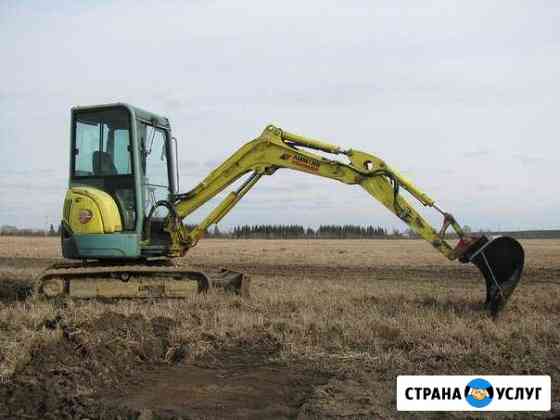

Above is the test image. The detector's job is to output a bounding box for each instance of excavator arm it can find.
[154,125,524,315]
[163,125,466,259]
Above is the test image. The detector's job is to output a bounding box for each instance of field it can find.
[0,237,559,419]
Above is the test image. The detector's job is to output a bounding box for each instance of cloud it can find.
[475,183,499,192]
[463,149,491,158]
[513,154,549,166]
[1,1,560,229]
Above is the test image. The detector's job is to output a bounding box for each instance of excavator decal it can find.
[284,154,321,172]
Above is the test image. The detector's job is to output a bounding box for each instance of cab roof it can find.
[71,102,171,129]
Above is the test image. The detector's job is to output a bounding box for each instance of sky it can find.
[0,0,559,232]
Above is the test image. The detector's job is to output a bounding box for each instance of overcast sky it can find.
[1,1,558,231]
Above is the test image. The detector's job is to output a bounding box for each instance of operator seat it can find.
[91,151,134,229]
[92,151,118,175]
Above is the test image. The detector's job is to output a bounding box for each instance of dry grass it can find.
[0,237,559,418]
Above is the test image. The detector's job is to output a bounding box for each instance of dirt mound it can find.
[1,311,320,420]
[298,377,386,419]
[0,311,176,419]
[0,273,33,302]
[194,329,283,369]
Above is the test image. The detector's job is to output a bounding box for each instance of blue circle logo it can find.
[464,378,494,408]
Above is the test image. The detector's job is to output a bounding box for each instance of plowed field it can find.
[1,237,559,419]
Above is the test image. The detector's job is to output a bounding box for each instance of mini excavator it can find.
[38,103,524,315]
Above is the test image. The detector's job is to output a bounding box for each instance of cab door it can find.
[137,122,172,219]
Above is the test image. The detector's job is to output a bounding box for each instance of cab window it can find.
[74,109,132,177]
[71,107,136,231]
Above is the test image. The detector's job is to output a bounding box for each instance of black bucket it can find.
[460,236,525,316]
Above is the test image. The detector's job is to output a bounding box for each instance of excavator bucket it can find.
[460,236,525,316]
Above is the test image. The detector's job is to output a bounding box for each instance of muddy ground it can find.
[0,238,559,419]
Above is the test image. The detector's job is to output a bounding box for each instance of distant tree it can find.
[1,225,18,235]
[405,228,419,239]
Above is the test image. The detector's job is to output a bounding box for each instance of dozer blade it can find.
[460,236,525,316]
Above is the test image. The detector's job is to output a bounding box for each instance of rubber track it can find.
[35,262,246,297]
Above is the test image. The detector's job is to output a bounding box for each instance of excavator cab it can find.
[42,104,246,299]
[61,103,177,260]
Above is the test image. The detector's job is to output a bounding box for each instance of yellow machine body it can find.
[63,187,122,234]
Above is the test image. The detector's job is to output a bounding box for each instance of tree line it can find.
[3,223,559,240]
[0,224,59,237]
[1,223,396,239]
[216,224,400,239]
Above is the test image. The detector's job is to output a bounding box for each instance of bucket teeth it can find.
[461,236,525,316]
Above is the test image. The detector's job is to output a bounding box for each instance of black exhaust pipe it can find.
[460,236,525,316]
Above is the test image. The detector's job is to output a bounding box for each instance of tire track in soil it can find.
[0,257,557,284]
[188,262,560,284]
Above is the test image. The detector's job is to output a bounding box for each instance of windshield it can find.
[73,108,132,177]
[71,107,136,230]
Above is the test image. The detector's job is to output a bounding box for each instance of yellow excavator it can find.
[37,103,524,315]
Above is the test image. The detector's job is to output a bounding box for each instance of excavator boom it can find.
[156,124,524,315]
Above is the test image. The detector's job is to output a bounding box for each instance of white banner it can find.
[397,375,551,411]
